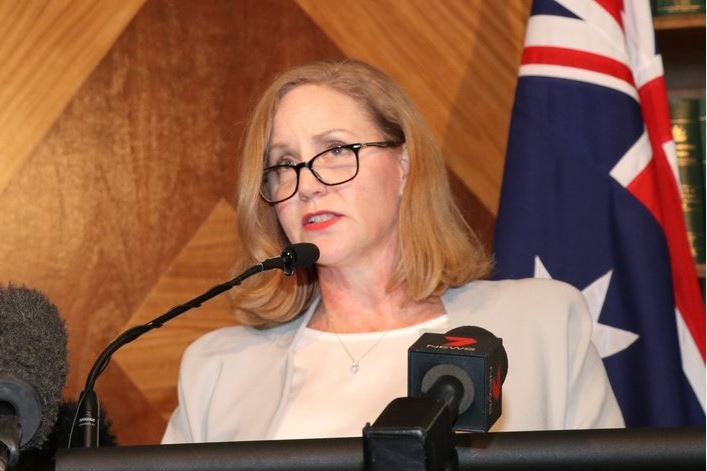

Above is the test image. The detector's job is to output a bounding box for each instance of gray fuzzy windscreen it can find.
[0,284,68,449]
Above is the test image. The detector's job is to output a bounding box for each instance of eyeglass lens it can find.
[261,146,359,203]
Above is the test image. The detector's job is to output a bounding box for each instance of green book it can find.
[699,96,705,183]
[670,97,706,264]
[654,0,706,15]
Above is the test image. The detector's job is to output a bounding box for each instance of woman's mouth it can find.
[303,212,342,231]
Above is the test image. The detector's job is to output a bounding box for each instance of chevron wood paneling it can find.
[0,0,145,196]
[0,0,343,444]
[296,0,531,215]
[112,199,239,423]
[0,0,530,445]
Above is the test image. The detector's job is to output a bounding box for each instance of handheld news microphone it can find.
[70,243,319,448]
[364,326,507,471]
[408,326,507,432]
[0,286,67,469]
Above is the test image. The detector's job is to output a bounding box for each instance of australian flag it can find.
[494,0,705,426]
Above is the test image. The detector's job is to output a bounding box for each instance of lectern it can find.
[56,427,705,471]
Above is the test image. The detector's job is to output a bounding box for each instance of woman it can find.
[162,60,623,443]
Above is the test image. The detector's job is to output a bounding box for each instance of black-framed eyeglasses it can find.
[260,141,403,204]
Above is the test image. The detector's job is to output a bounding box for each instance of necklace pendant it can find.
[350,362,360,373]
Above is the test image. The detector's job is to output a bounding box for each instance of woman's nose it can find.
[297,166,327,201]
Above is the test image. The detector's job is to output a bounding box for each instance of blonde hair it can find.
[232,60,491,327]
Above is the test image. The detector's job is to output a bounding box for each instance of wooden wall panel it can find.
[0,0,530,445]
[113,199,239,423]
[0,0,343,444]
[295,0,531,216]
[0,0,145,195]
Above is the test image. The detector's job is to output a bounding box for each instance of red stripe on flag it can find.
[627,76,706,360]
[522,46,635,85]
[595,0,624,30]
[640,77,674,145]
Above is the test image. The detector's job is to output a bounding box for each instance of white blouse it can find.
[273,316,449,439]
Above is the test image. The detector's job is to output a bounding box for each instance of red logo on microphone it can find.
[443,336,477,347]
[491,366,502,401]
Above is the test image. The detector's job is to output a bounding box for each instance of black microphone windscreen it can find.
[286,243,320,268]
[0,285,68,449]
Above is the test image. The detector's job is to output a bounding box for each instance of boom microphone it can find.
[70,243,319,448]
[0,285,67,469]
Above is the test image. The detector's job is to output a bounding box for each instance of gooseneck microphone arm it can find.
[69,243,319,449]
[83,263,263,393]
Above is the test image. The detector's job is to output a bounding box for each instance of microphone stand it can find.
[68,256,295,448]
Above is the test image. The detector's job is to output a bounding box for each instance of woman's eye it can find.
[326,145,348,156]
[269,155,295,166]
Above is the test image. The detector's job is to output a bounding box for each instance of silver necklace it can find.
[335,331,389,373]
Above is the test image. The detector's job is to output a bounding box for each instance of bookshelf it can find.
[654,12,705,30]
[655,14,705,95]
[654,12,706,280]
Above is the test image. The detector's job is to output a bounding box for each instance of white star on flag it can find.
[534,256,639,358]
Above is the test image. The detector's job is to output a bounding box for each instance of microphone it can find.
[408,326,508,432]
[70,243,319,448]
[0,285,68,470]
[261,242,320,275]
[364,326,507,471]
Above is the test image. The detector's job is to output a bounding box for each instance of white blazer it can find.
[163,278,624,443]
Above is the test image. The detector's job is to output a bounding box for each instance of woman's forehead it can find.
[269,85,379,143]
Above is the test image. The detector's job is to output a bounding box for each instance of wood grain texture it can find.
[0,0,145,196]
[112,199,239,426]
[0,0,342,444]
[654,13,706,30]
[295,0,531,214]
[0,0,534,444]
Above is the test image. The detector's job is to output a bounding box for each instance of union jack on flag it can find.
[494,0,705,426]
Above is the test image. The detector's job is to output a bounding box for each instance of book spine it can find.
[653,0,706,15]
[699,96,705,183]
[670,97,706,264]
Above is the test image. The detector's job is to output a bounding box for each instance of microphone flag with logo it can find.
[408,326,507,432]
